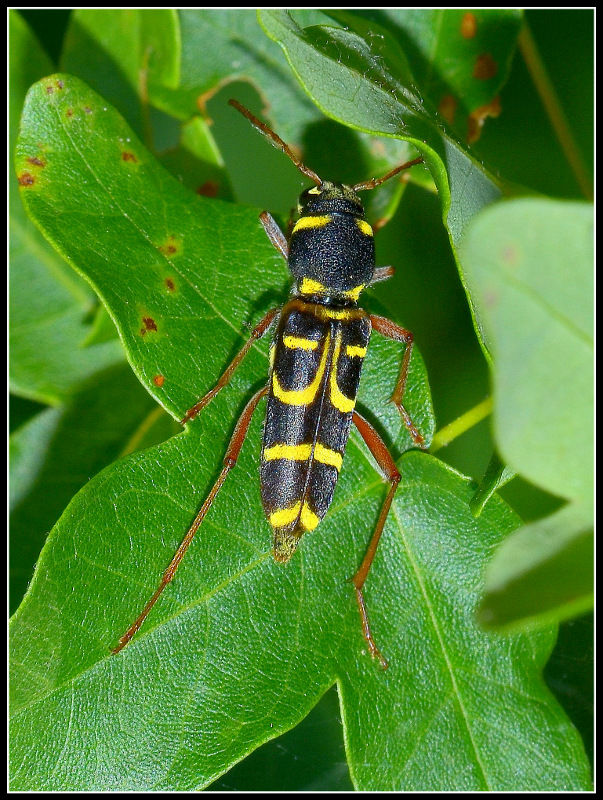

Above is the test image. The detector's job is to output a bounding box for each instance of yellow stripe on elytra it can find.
[300,503,320,530]
[330,330,356,413]
[264,443,312,462]
[264,442,342,471]
[272,329,330,405]
[314,443,343,470]
[314,305,357,321]
[282,335,318,350]
[292,215,331,233]
[269,503,301,528]
[356,219,373,237]
[269,501,320,531]
[346,344,367,358]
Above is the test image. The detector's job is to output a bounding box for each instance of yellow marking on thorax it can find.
[329,330,356,413]
[292,215,331,233]
[298,277,327,296]
[282,335,318,350]
[356,219,373,237]
[272,329,330,405]
[342,284,365,303]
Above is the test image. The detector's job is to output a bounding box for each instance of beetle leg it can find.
[181,307,278,424]
[113,386,268,653]
[260,211,289,260]
[369,314,425,446]
[349,409,404,670]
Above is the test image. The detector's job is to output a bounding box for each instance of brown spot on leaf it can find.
[153,375,165,387]
[84,107,93,114]
[197,180,219,198]
[165,277,176,292]
[140,316,158,336]
[483,288,499,308]
[66,108,74,118]
[18,172,35,186]
[473,53,498,81]
[467,97,501,143]
[158,236,179,257]
[27,157,46,167]
[56,80,64,90]
[438,94,457,126]
[122,151,138,163]
[461,13,477,39]
[500,242,520,269]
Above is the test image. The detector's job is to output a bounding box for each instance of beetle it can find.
[113,100,426,668]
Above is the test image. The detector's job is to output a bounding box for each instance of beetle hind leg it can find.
[112,386,268,653]
[349,410,404,670]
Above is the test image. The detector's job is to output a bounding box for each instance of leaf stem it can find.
[430,397,493,452]
[518,21,593,201]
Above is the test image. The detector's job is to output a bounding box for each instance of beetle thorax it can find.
[289,182,375,304]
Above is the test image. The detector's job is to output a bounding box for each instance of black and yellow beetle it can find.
[113,100,426,668]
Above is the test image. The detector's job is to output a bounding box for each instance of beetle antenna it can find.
[352,156,424,192]
[229,99,322,187]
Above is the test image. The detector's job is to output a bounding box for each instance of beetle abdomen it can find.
[261,298,371,561]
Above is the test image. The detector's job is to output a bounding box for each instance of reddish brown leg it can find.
[113,387,268,653]
[350,410,403,670]
[260,211,289,260]
[369,314,425,446]
[181,307,278,424]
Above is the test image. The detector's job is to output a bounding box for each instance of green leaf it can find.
[61,9,319,139]
[338,10,523,143]
[59,9,417,222]
[10,11,123,404]
[9,363,176,612]
[459,198,594,627]
[470,450,516,516]
[10,73,590,791]
[61,9,180,134]
[478,504,593,629]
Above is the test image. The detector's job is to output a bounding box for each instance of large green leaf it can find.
[9,10,123,404]
[10,74,590,791]
[258,11,504,240]
[459,199,593,628]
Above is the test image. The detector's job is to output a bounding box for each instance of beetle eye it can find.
[298,186,320,214]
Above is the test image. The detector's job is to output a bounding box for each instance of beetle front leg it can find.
[181,306,279,424]
[260,211,288,260]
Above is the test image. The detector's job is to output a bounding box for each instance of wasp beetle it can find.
[113,100,427,668]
